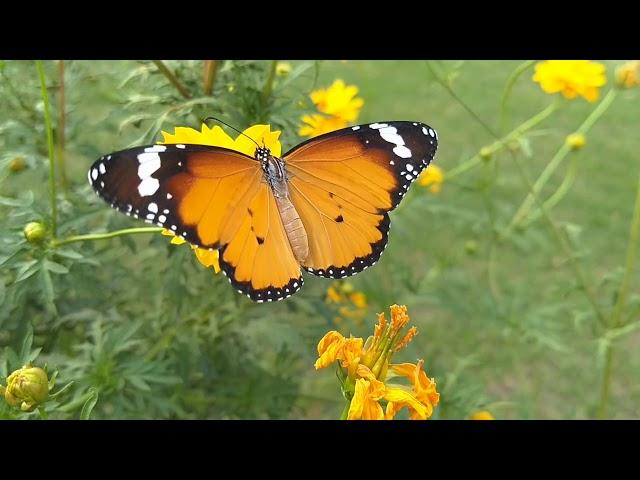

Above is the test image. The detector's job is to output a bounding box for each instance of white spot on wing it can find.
[144,145,167,153]
[158,214,166,223]
[176,144,186,149]
[352,126,360,131]
[369,123,389,129]
[406,164,414,172]
[98,163,106,174]
[378,126,412,159]
[148,202,158,213]
[138,178,159,197]
[91,169,98,181]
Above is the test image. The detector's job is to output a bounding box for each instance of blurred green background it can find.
[1,60,638,419]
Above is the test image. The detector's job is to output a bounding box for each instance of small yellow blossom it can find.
[310,79,364,122]
[9,157,27,173]
[316,305,439,420]
[276,62,291,76]
[470,410,495,420]
[566,133,586,150]
[533,60,607,102]
[418,164,444,193]
[615,61,640,88]
[325,282,368,330]
[157,123,282,273]
[479,146,493,161]
[1,365,49,411]
[299,114,348,138]
[161,229,220,273]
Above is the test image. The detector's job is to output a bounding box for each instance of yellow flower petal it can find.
[418,164,444,193]
[192,246,220,273]
[299,114,347,138]
[533,60,607,102]
[384,385,431,420]
[161,123,281,157]
[309,79,364,122]
[348,378,385,420]
[470,410,495,420]
[315,331,346,369]
[339,337,364,369]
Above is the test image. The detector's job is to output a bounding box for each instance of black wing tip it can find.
[302,213,390,279]
[218,246,303,302]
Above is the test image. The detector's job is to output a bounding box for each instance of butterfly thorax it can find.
[256,147,309,263]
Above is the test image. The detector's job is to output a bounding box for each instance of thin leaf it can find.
[80,388,99,420]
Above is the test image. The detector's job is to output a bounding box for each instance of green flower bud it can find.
[2,365,49,411]
[24,222,46,244]
[479,146,493,161]
[9,157,27,173]
[464,240,478,255]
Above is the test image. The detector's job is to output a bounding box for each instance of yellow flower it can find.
[470,410,495,420]
[161,123,282,157]
[566,132,586,150]
[276,62,291,76]
[325,281,368,330]
[348,377,385,420]
[418,164,444,193]
[316,305,439,420]
[157,123,282,273]
[533,60,607,102]
[310,79,364,122]
[1,365,49,411]
[299,114,348,138]
[616,61,640,88]
[161,229,220,273]
[390,360,440,418]
[315,331,347,369]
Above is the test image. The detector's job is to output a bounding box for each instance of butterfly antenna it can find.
[203,116,261,148]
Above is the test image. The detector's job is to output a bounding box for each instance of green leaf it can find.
[54,249,84,260]
[18,322,33,365]
[80,389,99,420]
[40,266,57,314]
[44,259,69,275]
[49,381,74,400]
[14,259,39,282]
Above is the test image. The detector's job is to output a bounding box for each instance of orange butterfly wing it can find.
[283,121,438,278]
[89,144,302,300]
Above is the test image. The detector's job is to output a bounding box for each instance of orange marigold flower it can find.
[315,305,440,420]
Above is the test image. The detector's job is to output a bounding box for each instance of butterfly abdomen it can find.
[275,196,309,263]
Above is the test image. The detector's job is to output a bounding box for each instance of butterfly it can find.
[88,121,438,302]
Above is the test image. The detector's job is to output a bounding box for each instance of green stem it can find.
[57,60,67,191]
[446,102,557,181]
[52,227,163,247]
[510,151,608,327]
[36,60,57,238]
[596,343,614,419]
[522,154,578,228]
[610,169,640,328]
[509,89,617,231]
[203,60,218,96]
[152,60,191,99]
[260,60,278,118]
[500,60,536,133]
[339,400,351,420]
